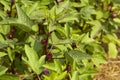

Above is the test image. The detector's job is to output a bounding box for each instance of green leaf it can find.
[40,0,50,5]
[71,71,79,80]
[54,60,62,73]
[64,23,71,38]
[7,47,15,62]
[0,74,19,80]
[80,60,98,74]
[0,52,7,58]
[56,26,67,38]
[49,24,57,32]
[0,34,5,42]
[24,45,40,74]
[0,25,10,35]
[1,39,18,49]
[55,71,67,80]
[38,55,46,67]
[79,74,93,80]
[92,54,107,67]
[87,20,102,38]
[0,3,34,32]
[32,24,39,32]
[81,33,95,44]
[25,45,39,64]
[81,0,89,4]
[58,11,79,23]
[86,43,105,53]
[43,63,56,71]
[43,60,63,73]
[67,50,92,65]
[0,0,9,10]
[0,66,8,76]
[50,6,56,21]
[72,60,77,71]
[27,2,39,16]
[22,56,30,65]
[108,42,118,58]
[0,10,6,19]
[71,2,85,8]
[0,42,7,49]
[56,0,70,14]
[33,36,42,52]
[30,9,47,20]
[103,33,117,43]
[15,3,34,32]
[51,32,61,44]
[113,18,120,23]
[95,11,103,19]
[80,6,95,20]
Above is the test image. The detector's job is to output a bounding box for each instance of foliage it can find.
[0,0,120,80]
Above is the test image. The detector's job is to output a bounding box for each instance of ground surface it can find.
[94,56,120,80]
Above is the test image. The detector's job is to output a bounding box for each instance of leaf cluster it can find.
[0,0,120,80]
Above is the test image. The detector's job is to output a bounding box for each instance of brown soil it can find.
[93,56,120,80]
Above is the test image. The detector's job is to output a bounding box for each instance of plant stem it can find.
[37,74,41,80]
[11,60,15,74]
